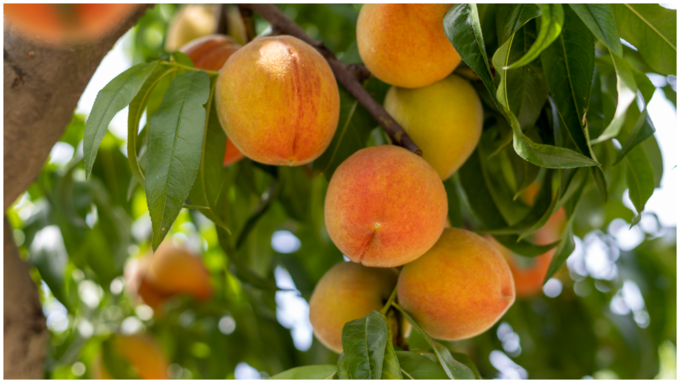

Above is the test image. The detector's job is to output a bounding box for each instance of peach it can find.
[165,5,217,52]
[179,35,245,167]
[384,74,483,180]
[91,334,169,379]
[357,4,461,88]
[397,228,515,341]
[324,145,448,267]
[4,4,137,44]
[215,35,340,166]
[145,242,212,301]
[309,262,398,353]
[491,207,567,298]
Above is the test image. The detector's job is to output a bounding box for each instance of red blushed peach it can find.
[215,35,340,166]
[397,228,515,341]
[324,145,448,267]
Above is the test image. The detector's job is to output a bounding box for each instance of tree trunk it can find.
[3,5,152,378]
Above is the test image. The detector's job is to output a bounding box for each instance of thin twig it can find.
[237,5,257,43]
[215,4,228,35]
[239,4,422,155]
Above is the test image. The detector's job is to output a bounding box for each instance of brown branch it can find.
[239,4,422,155]
[237,5,256,43]
[215,4,229,35]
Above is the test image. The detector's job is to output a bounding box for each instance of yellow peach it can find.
[91,334,168,379]
[309,262,398,353]
[384,75,483,180]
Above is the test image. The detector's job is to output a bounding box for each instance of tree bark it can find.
[3,216,47,379]
[3,5,152,378]
[3,5,152,210]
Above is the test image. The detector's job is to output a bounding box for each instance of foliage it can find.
[6,3,676,379]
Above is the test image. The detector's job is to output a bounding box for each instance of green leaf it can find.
[381,322,403,379]
[444,4,497,103]
[495,4,540,46]
[614,109,656,165]
[449,352,482,380]
[493,31,599,168]
[505,4,564,70]
[337,353,350,380]
[591,53,638,144]
[541,6,595,159]
[187,78,231,232]
[543,223,576,284]
[569,4,623,57]
[587,66,605,138]
[396,351,450,380]
[268,365,337,379]
[312,85,376,180]
[29,227,70,310]
[492,235,559,257]
[127,65,178,186]
[625,146,655,226]
[392,304,475,379]
[340,311,389,379]
[662,84,676,108]
[613,4,677,75]
[503,21,550,130]
[83,62,158,178]
[145,71,210,250]
[642,135,664,189]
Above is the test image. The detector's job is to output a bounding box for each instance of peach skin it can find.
[309,262,398,353]
[397,228,515,341]
[91,334,169,379]
[215,35,340,166]
[357,4,461,88]
[145,242,213,301]
[324,145,448,267]
[384,74,483,180]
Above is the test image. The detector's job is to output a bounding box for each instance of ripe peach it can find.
[384,75,483,180]
[397,228,515,341]
[309,262,398,353]
[145,242,212,301]
[215,35,340,166]
[179,35,245,167]
[91,334,169,379]
[324,145,448,267]
[4,4,137,44]
[357,4,461,88]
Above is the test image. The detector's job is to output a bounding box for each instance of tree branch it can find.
[239,4,422,155]
[237,5,257,43]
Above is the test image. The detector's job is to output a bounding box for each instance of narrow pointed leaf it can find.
[396,351,451,379]
[268,365,337,379]
[444,4,497,103]
[145,71,210,250]
[569,4,623,57]
[592,53,638,144]
[625,146,655,226]
[495,4,540,45]
[505,4,564,70]
[614,109,656,165]
[381,324,403,379]
[541,6,596,159]
[613,4,677,75]
[340,310,389,379]
[84,61,159,178]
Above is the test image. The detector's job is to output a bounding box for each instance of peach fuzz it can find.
[91,334,169,379]
[215,35,340,166]
[397,228,515,341]
[179,35,245,167]
[384,74,483,180]
[324,145,448,267]
[357,4,461,88]
[309,262,398,353]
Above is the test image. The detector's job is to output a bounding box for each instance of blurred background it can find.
[5,4,677,379]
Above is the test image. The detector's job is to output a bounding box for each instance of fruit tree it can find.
[4,3,677,379]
